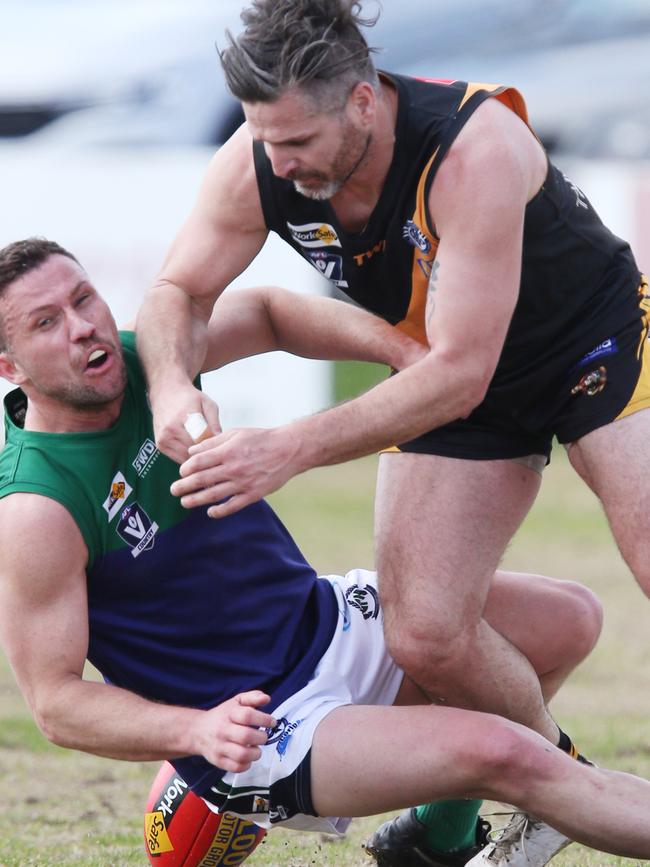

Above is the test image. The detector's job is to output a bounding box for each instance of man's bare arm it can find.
[173,99,547,516]
[136,125,269,462]
[0,494,274,772]
[203,287,426,372]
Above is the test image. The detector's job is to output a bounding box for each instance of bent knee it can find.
[468,720,560,800]
[557,580,603,656]
[384,613,480,684]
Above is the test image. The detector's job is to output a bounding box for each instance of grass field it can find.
[2,446,650,866]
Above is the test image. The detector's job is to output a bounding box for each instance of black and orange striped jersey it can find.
[254,72,646,459]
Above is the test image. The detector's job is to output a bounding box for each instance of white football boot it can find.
[464,812,572,866]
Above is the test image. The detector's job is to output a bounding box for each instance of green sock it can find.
[415,799,483,853]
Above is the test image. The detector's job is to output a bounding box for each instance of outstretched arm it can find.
[203,286,426,372]
[0,494,274,773]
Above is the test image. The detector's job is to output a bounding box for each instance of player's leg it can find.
[389,570,603,709]
[375,451,557,740]
[484,570,603,702]
[394,570,603,710]
[368,570,601,867]
[310,702,650,860]
[567,408,650,596]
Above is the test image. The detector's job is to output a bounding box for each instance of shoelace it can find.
[481,811,533,863]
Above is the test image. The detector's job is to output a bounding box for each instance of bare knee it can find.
[555,580,603,661]
[466,720,560,802]
[384,606,479,686]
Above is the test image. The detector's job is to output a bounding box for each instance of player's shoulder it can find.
[207,122,256,187]
[453,97,528,161]
[436,96,540,201]
[0,491,82,538]
[0,492,87,576]
[198,122,263,226]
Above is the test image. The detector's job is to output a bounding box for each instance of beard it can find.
[293,176,345,201]
[31,346,128,411]
[291,120,371,201]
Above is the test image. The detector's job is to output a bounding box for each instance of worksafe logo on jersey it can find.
[117,502,159,558]
[132,438,159,477]
[345,583,380,620]
[402,219,432,254]
[307,251,349,288]
[102,471,133,521]
[287,221,341,248]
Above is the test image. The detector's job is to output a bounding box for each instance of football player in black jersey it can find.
[136,3,650,864]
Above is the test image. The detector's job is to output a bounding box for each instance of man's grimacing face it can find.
[244,85,372,200]
[0,254,127,411]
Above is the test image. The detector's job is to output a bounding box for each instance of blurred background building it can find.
[1,0,649,424]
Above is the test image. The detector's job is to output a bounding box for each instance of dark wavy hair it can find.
[220,0,381,108]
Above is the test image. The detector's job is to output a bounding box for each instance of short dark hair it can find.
[220,0,380,108]
[0,237,79,351]
[0,237,78,295]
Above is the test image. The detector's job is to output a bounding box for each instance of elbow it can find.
[32,694,72,749]
[143,277,214,324]
[33,706,64,747]
[456,377,490,418]
[434,349,494,418]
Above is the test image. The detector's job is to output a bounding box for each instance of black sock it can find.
[557,726,593,765]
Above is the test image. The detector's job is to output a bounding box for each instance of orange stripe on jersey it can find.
[458,82,529,124]
[396,150,439,346]
[394,83,528,347]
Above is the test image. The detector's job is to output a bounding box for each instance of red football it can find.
[144,762,266,865]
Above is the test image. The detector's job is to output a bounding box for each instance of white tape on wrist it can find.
[184,412,212,443]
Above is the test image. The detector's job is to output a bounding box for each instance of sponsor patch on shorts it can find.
[265,717,303,757]
[345,583,380,620]
[576,337,618,368]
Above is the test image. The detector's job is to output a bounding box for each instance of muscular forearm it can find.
[136,281,213,394]
[36,677,200,761]
[283,348,487,470]
[33,677,274,774]
[204,288,426,373]
[265,290,426,370]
